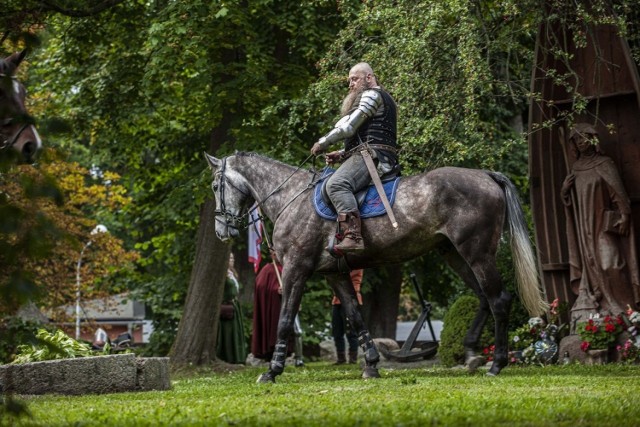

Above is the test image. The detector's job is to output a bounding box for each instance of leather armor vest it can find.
[344,88,397,160]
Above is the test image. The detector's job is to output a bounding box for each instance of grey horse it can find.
[205,151,547,383]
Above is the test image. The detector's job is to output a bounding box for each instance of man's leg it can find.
[326,153,371,252]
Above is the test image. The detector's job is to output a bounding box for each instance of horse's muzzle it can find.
[22,140,40,162]
[216,227,239,241]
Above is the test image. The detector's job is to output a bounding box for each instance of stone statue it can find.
[561,123,640,328]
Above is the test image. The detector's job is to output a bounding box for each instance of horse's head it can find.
[0,50,42,163]
[204,152,253,241]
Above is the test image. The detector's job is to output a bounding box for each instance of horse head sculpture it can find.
[0,50,42,163]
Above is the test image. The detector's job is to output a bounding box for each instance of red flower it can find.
[605,323,616,333]
[580,341,590,351]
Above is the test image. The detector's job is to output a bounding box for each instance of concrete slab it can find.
[0,354,170,395]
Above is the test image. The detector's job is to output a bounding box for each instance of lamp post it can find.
[75,224,108,340]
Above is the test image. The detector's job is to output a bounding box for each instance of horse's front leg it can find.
[257,268,307,384]
[330,274,380,379]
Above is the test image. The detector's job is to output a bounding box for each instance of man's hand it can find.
[324,150,343,165]
[311,142,325,156]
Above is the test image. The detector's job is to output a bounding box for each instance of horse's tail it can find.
[487,171,548,316]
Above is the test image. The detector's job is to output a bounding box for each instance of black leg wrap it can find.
[269,341,288,375]
[358,331,380,379]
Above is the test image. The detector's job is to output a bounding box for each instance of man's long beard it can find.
[340,83,369,116]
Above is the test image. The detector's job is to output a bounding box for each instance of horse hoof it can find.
[487,361,505,376]
[465,356,485,373]
[256,372,276,384]
[362,367,380,379]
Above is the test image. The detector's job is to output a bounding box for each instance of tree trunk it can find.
[169,199,230,366]
[170,44,239,367]
[361,265,402,339]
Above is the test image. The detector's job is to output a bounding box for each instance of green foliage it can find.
[0,317,40,364]
[25,1,354,354]
[11,328,94,364]
[9,0,639,362]
[438,295,494,367]
[5,364,640,426]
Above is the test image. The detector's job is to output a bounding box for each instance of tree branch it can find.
[41,0,127,18]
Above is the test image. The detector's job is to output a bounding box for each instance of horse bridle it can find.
[213,157,253,232]
[0,118,32,151]
[213,153,316,232]
[0,74,33,151]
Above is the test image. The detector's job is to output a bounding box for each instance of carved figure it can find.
[561,123,640,326]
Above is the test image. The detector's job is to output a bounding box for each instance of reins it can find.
[215,153,320,231]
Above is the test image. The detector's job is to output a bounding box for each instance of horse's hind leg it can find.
[329,274,380,379]
[444,250,512,375]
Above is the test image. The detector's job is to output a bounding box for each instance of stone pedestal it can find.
[0,354,170,395]
[585,348,609,365]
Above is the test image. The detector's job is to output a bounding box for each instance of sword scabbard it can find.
[360,147,398,229]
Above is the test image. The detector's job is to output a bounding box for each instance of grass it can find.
[3,361,640,426]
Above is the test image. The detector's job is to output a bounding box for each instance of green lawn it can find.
[4,362,640,426]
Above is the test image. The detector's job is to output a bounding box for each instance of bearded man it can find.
[310,62,398,252]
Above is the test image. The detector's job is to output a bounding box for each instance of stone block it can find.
[0,354,171,395]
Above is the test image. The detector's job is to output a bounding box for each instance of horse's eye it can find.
[212,184,218,192]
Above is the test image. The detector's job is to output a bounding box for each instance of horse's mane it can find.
[234,151,300,170]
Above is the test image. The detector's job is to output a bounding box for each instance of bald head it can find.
[348,62,378,92]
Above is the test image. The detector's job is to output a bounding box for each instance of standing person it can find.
[332,269,364,364]
[561,123,640,325]
[216,252,248,364]
[310,62,399,252]
[251,249,296,362]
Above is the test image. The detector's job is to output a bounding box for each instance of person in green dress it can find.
[217,253,248,364]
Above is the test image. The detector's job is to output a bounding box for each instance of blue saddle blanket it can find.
[312,168,400,221]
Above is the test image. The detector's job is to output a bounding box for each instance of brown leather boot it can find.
[348,350,358,364]
[334,211,364,252]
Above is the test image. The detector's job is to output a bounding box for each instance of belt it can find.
[344,143,398,158]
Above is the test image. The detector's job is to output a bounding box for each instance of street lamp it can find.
[75,224,108,340]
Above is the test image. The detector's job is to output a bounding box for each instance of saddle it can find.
[312,168,401,221]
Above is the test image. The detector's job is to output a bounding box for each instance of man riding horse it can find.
[310,62,398,253]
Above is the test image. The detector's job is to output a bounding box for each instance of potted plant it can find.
[576,314,624,364]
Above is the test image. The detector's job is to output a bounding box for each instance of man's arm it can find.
[311,89,383,155]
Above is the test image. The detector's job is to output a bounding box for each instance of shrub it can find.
[0,317,41,364]
[438,295,494,367]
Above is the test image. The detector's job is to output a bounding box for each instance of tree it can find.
[0,155,138,319]
[12,0,639,366]
[26,0,356,365]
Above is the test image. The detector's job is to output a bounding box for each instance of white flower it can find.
[528,317,545,328]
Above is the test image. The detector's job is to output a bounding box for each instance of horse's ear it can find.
[204,152,221,170]
[7,50,27,71]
